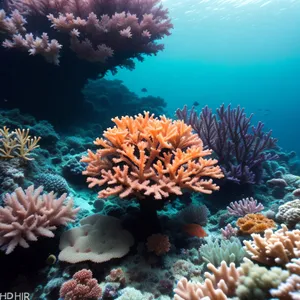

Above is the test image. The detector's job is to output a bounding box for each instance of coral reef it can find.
[0,0,173,125]
[83,78,167,128]
[0,106,300,300]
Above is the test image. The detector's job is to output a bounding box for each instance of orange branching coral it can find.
[81,112,224,200]
[0,126,41,160]
[146,233,171,256]
[236,213,276,234]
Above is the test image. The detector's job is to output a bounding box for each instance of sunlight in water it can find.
[163,0,300,23]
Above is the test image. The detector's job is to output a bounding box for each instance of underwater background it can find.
[1,0,300,299]
[108,0,300,154]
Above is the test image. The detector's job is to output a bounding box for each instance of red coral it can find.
[146,233,170,256]
[105,268,126,286]
[60,269,102,300]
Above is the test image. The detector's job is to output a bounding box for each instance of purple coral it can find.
[227,197,264,217]
[0,0,173,67]
[221,224,237,239]
[0,0,173,125]
[176,104,278,184]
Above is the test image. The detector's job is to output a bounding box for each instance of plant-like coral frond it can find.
[0,126,41,160]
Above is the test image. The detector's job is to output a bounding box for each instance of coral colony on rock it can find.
[0,0,300,299]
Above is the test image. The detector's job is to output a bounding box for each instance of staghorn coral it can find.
[0,126,41,160]
[60,269,102,300]
[0,185,79,254]
[81,112,224,201]
[174,261,240,300]
[236,213,276,234]
[270,258,300,300]
[270,274,300,300]
[243,224,300,266]
[83,78,167,128]
[287,258,300,275]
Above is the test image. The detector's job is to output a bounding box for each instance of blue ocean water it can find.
[108,0,300,154]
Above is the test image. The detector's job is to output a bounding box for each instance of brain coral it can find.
[81,112,224,201]
[276,199,300,228]
[236,213,276,234]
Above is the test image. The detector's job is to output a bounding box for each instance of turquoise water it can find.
[108,0,300,153]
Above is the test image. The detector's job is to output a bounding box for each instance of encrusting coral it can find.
[237,213,276,234]
[0,185,79,254]
[146,233,171,256]
[82,112,224,201]
[58,214,134,263]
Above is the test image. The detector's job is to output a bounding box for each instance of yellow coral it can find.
[81,112,224,200]
[0,126,41,160]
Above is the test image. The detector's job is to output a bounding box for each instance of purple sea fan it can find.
[227,197,264,217]
[176,104,278,185]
